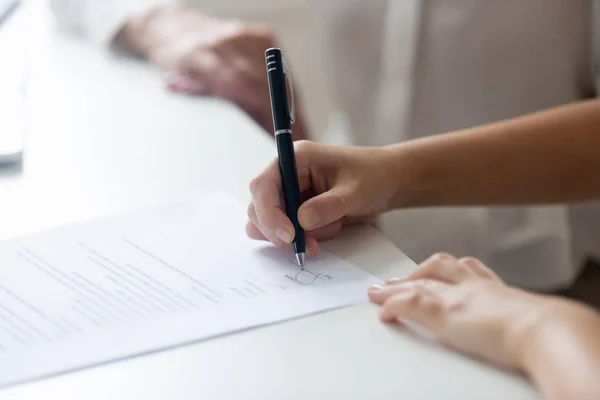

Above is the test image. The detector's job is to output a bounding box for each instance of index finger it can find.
[249,160,295,243]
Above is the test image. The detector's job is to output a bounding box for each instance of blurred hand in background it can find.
[118,5,309,139]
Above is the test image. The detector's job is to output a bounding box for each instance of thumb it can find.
[298,186,353,231]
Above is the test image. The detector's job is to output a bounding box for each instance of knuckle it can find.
[454,264,470,278]
[432,252,453,262]
[425,252,471,281]
[422,254,449,273]
[458,256,500,280]
[459,256,480,266]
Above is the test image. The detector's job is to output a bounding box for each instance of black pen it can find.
[265,47,306,267]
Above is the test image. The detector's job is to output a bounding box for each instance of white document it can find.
[0,192,381,388]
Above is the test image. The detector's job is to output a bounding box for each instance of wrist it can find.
[515,298,600,399]
[514,296,600,368]
[373,145,413,212]
[503,294,555,372]
[116,4,185,58]
[518,298,598,370]
[382,142,431,211]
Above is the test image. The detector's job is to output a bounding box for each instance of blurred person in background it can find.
[50,0,600,305]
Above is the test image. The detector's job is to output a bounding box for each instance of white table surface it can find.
[0,2,540,399]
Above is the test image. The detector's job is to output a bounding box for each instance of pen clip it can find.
[282,57,295,124]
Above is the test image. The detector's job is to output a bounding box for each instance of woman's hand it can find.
[246,141,400,254]
[369,254,600,399]
[119,5,309,138]
[368,253,550,371]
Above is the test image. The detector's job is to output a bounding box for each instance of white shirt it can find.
[50,0,600,289]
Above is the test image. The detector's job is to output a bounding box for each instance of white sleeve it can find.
[49,0,176,46]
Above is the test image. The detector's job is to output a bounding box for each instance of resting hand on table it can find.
[369,253,539,370]
[118,5,309,138]
[246,141,399,255]
[371,253,600,400]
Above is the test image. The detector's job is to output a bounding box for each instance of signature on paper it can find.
[284,260,334,286]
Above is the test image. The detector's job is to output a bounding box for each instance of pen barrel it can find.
[266,48,305,255]
[265,48,291,132]
[276,133,305,254]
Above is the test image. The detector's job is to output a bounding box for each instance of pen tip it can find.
[296,253,306,267]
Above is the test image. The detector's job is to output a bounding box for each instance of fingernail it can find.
[302,207,320,229]
[368,284,383,294]
[276,228,294,244]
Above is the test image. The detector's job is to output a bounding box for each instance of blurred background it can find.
[2,0,599,306]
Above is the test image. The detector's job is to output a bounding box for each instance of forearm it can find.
[520,299,600,400]
[389,99,600,208]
